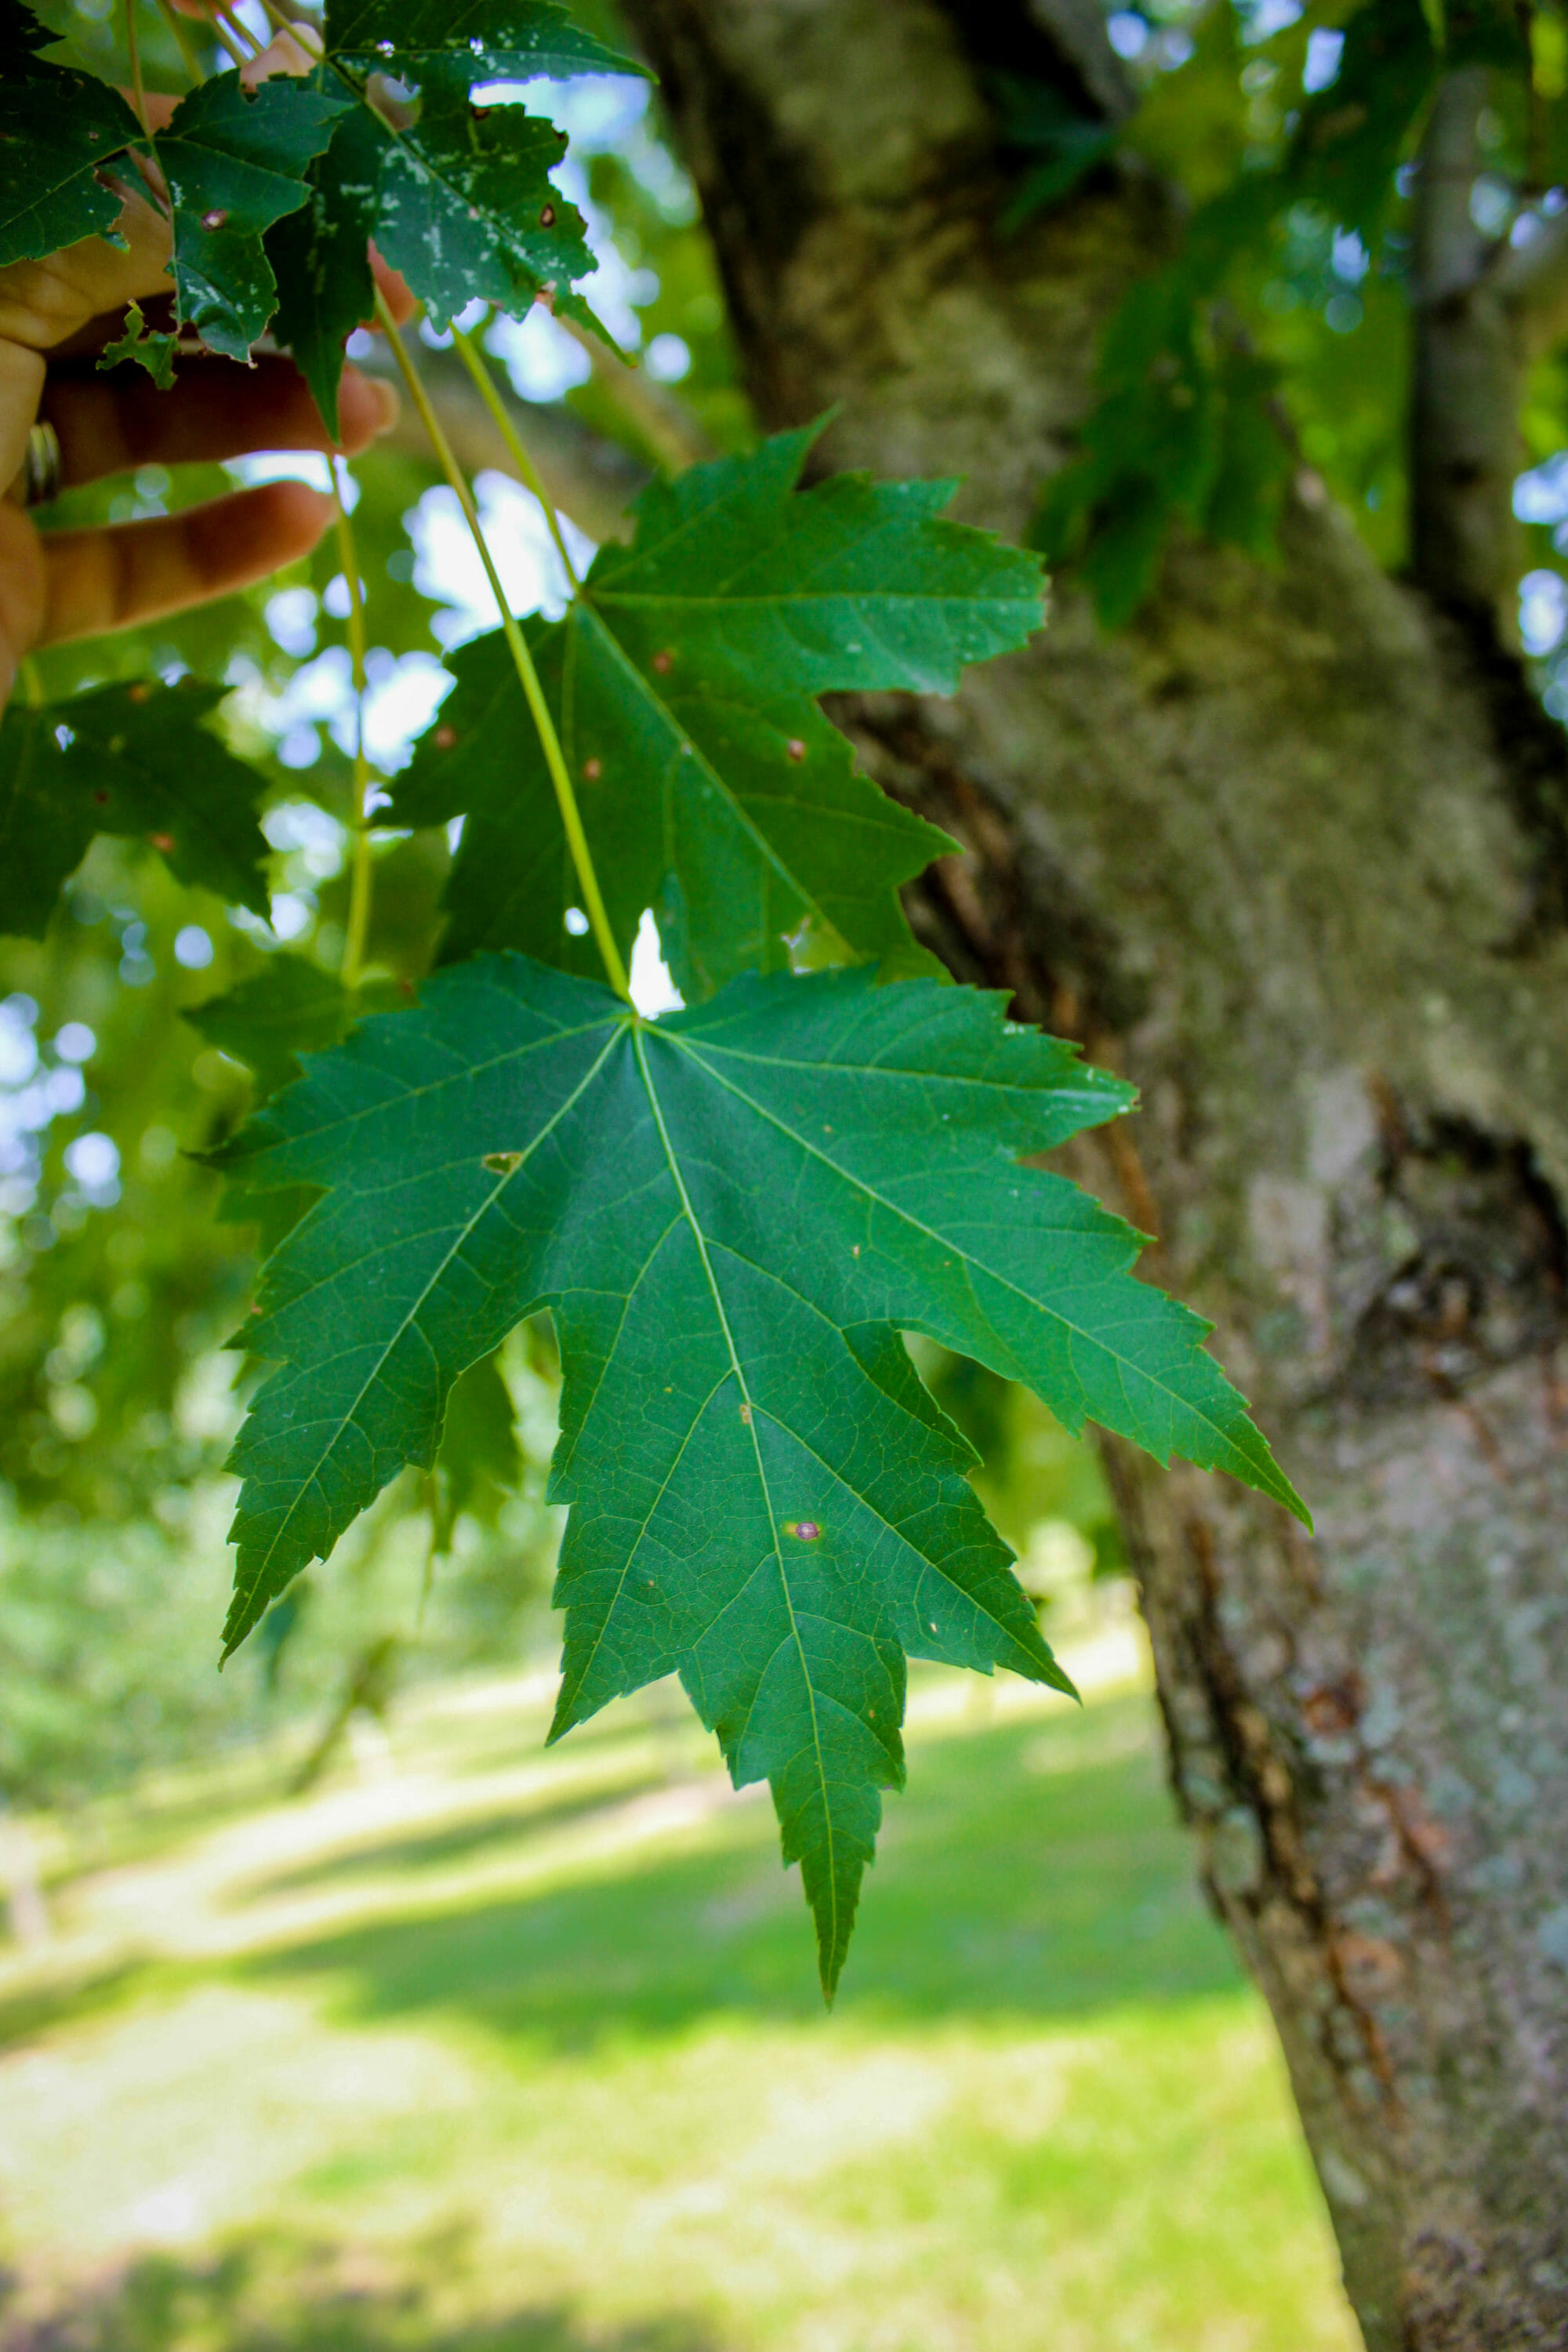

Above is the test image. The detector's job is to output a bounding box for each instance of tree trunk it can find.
[619,3,1568,2342]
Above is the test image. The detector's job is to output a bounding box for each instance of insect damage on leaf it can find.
[267,0,639,428]
[217,955,1305,1991]
[325,1,644,86]
[394,423,1046,1001]
[154,74,351,362]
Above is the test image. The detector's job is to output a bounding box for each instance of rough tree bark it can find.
[615,4,1568,2343]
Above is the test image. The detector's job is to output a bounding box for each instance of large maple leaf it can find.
[219,955,1303,1990]
[395,426,1044,999]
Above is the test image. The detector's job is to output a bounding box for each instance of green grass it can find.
[0,1657,1356,2352]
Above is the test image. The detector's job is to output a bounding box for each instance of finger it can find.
[38,480,333,648]
[44,357,399,485]
[0,184,172,361]
[0,338,47,490]
[244,24,322,83]
[370,249,418,328]
[0,503,47,705]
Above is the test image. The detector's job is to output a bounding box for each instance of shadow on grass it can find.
[0,2238,719,2352]
[244,1785,639,1906]
[240,1697,1241,2050]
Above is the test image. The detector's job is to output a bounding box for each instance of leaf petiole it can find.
[375,289,632,1005]
[203,8,253,68]
[124,0,149,136]
[252,0,314,56]
[452,322,583,597]
[154,0,205,85]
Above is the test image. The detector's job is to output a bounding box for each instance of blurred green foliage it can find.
[0,0,1138,1817]
[1027,0,1563,622]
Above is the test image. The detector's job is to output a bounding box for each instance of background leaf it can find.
[0,26,140,267]
[186,955,356,1104]
[0,681,272,938]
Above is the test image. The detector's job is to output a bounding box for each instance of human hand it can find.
[0,40,411,710]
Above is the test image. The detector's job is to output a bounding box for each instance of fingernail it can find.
[369,379,400,433]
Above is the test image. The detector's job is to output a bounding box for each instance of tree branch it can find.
[1494,207,1568,359]
[1409,69,1524,623]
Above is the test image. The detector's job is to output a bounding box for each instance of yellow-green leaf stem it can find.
[452,322,583,595]
[124,0,149,136]
[252,0,321,64]
[376,289,631,1004]
[214,4,262,60]
[205,7,253,67]
[154,0,205,85]
[330,459,375,989]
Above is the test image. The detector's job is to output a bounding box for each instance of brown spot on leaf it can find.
[434,724,458,750]
[652,650,673,674]
[786,738,806,763]
[539,204,557,227]
[583,757,602,781]
[148,833,175,853]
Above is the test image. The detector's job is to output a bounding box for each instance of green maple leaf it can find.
[0,0,53,76]
[153,74,351,362]
[218,954,1305,1991]
[0,9,142,268]
[395,426,1044,999]
[266,104,383,443]
[0,681,272,938]
[187,955,358,1104]
[1285,0,1437,242]
[358,60,597,329]
[269,1,637,430]
[325,0,642,84]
